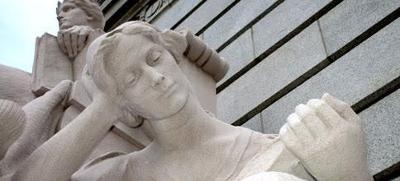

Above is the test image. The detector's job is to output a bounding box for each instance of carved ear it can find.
[120,109,144,128]
[87,16,94,21]
[88,51,118,97]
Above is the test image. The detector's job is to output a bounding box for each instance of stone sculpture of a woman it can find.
[12,22,372,181]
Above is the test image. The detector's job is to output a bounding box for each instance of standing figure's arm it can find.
[279,93,372,181]
[12,73,121,181]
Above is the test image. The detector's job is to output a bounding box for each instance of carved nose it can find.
[151,72,166,88]
[57,11,66,21]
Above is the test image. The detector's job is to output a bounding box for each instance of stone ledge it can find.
[261,19,400,133]
[152,0,202,30]
[202,0,276,50]
[176,0,236,34]
[217,23,326,124]
[319,0,400,55]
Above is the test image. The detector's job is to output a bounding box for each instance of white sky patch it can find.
[0,0,59,73]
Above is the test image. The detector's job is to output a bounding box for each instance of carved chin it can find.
[149,89,190,121]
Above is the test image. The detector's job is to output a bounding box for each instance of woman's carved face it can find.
[57,2,90,30]
[114,34,190,120]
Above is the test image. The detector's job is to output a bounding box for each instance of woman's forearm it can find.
[13,100,119,181]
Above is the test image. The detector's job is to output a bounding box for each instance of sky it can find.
[0,0,59,73]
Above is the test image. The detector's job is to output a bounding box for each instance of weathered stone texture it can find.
[203,0,276,49]
[177,0,235,33]
[360,90,400,175]
[0,64,35,106]
[261,19,400,134]
[319,0,400,54]
[218,29,255,86]
[152,0,201,30]
[217,23,326,124]
[217,0,332,86]
[241,114,263,133]
[252,0,331,56]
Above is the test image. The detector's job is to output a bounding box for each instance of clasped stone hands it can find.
[57,25,93,59]
[279,93,372,181]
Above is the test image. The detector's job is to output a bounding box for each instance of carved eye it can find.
[126,72,138,85]
[146,49,162,66]
[63,5,75,12]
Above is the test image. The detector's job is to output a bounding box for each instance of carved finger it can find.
[77,32,88,51]
[295,104,330,136]
[70,30,79,57]
[47,80,73,100]
[279,124,303,155]
[57,31,67,54]
[63,31,73,58]
[322,93,359,123]
[307,99,345,127]
[23,80,72,110]
[287,113,315,143]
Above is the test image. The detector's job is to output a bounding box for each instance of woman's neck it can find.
[134,94,255,179]
[146,93,240,151]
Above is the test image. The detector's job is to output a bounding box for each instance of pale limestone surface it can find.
[6,21,373,181]
[0,65,35,106]
[51,0,106,123]
[243,172,306,181]
[52,1,147,161]
[0,0,139,179]
[0,100,25,159]
[32,0,106,96]
[0,80,71,179]
[0,1,376,178]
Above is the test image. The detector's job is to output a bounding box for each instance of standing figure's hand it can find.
[279,93,372,181]
[57,25,93,59]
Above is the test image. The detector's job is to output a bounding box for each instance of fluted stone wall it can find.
[105,0,400,179]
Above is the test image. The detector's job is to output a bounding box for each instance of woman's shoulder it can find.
[71,151,129,181]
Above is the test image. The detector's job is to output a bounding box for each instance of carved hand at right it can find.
[279,94,372,181]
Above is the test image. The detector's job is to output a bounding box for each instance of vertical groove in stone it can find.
[259,113,265,133]
[250,27,257,59]
[317,20,329,57]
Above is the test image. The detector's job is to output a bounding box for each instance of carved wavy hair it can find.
[86,21,188,126]
[88,21,187,97]
[57,0,105,29]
